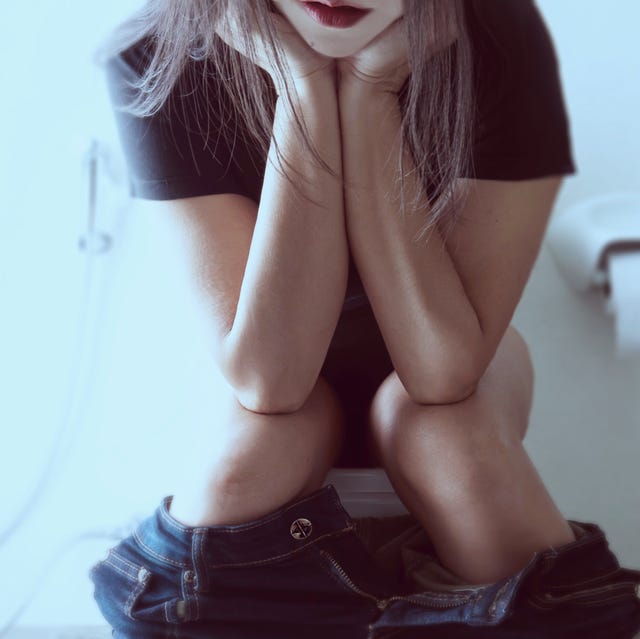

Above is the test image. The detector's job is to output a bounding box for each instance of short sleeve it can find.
[463,0,577,180]
[104,37,265,202]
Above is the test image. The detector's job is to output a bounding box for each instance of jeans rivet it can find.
[290,518,313,540]
[184,570,194,583]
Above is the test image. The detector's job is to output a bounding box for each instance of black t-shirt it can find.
[105,0,576,312]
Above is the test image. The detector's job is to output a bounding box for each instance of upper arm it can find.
[147,192,259,375]
[445,1,574,381]
[104,38,267,394]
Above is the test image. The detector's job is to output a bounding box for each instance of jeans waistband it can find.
[131,484,354,570]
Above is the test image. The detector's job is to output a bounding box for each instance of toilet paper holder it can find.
[547,192,640,300]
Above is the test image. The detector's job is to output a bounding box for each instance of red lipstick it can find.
[300,1,372,29]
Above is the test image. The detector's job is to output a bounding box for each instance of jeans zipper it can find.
[318,549,475,611]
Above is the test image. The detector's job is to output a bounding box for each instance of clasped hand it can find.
[337,17,410,95]
[215,10,457,97]
[215,9,409,95]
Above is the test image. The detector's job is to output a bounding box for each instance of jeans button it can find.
[290,518,313,540]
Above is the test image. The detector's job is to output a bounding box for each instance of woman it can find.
[89,1,640,637]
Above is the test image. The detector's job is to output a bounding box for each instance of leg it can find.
[169,374,346,526]
[367,325,576,585]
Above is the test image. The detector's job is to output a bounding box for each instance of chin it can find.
[305,39,364,58]
[295,26,375,59]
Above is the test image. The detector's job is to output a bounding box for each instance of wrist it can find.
[338,74,401,102]
[338,77,399,115]
[290,68,337,96]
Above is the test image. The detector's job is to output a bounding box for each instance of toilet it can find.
[322,467,410,518]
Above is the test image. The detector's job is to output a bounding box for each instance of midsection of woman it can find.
[104,0,577,463]
[87,4,640,639]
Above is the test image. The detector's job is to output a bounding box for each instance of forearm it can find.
[338,81,482,402]
[225,77,347,410]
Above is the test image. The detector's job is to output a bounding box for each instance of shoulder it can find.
[462,1,576,180]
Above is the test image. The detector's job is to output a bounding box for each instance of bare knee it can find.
[219,374,347,487]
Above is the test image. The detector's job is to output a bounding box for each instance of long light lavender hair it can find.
[95,0,483,242]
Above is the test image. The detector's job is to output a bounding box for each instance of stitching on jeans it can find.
[527,591,633,610]
[196,530,209,593]
[162,489,341,535]
[106,549,146,577]
[572,593,635,607]
[488,575,515,617]
[133,530,187,567]
[543,568,622,591]
[539,522,604,559]
[203,526,354,569]
[104,557,137,581]
[133,530,189,568]
[124,579,145,620]
[527,588,631,610]
[415,591,473,601]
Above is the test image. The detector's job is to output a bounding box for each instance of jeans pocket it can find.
[89,546,185,629]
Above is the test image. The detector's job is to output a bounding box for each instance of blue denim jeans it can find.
[89,484,640,639]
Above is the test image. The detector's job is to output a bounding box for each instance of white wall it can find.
[1,0,638,629]
[518,0,640,564]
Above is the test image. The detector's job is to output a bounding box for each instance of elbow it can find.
[219,332,310,414]
[233,381,307,414]
[403,352,481,406]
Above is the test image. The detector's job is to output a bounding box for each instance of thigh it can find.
[320,303,394,469]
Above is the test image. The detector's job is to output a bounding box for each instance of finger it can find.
[269,12,298,35]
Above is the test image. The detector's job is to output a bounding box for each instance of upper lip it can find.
[303,1,369,9]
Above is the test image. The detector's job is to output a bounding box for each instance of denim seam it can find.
[133,530,190,568]
[329,488,354,522]
[104,550,148,581]
[540,522,604,559]
[544,568,623,590]
[571,593,637,607]
[102,557,136,581]
[488,574,517,619]
[161,490,345,535]
[201,526,354,569]
[124,578,147,620]
[194,591,201,624]
[527,591,635,610]
[415,592,475,601]
[194,529,210,594]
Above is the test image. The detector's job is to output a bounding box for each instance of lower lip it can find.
[301,2,371,28]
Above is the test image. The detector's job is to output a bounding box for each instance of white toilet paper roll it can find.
[605,251,640,358]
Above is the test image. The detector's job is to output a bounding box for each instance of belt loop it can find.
[191,529,210,592]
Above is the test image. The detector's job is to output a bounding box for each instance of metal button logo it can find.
[290,518,313,540]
